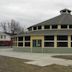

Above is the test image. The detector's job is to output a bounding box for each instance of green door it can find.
[32,40,42,47]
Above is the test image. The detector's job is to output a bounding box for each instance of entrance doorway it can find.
[32,40,42,47]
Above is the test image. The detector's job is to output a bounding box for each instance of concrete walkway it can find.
[0,48,72,66]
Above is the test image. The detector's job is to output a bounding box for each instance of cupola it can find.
[60,9,71,14]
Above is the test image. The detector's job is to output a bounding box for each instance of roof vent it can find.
[60,9,71,14]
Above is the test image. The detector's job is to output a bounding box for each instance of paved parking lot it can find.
[0,48,72,66]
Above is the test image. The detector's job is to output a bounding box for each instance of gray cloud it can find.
[0,0,72,29]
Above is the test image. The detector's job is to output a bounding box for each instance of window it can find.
[25,36,30,41]
[44,42,54,47]
[71,42,72,47]
[28,27,32,31]
[44,25,50,29]
[52,25,57,29]
[4,35,6,39]
[71,36,72,40]
[57,42,68,47]
[18,36,23,41]
[69,25,72,28]
[38,26,42,30]
[18,42,23,46]
[68,11,71,13]
[63,10,66,12]
[44,35,54,40]
[61,25,67,29]
[57,35,68,40]
[25,42,30,47]
[33,27,37,30]
[1,35,3,39]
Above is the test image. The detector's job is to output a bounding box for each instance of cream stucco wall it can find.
[16,35,72,48]
[68,35,71,48]
[31,35,44,48]
[54,35,57,48]
[58,25,61,29]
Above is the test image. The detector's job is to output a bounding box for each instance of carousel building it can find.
[13,9,72,49]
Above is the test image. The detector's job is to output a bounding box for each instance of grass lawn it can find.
[0,55,72,72]
[53,55,72,60]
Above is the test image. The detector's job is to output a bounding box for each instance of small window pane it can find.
[71,42,72,47]
[44,25,50,29]
[52,25,57,29]
[44,42,54,47]
[61,25,67,28]
[25,42,30,47]
[1,35,3,39]
[25,36,30,41]
[38,26,42,30]
[28,27,32,31]
[18,42,23,46]
[69,25,72,28]
[33,27,37,30]
[71,36,72,40]
[18,37,23,41]
[44,35,54,40]
[57,42,68,47]
[57,35,68,40]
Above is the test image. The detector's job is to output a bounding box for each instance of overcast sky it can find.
[0,0,72,28]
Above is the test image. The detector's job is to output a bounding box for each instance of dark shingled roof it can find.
[28,14,72,28]
[28,9,72,29]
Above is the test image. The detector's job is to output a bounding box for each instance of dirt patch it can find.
[0,55,72,72]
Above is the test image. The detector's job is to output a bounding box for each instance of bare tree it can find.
[0,19,25,35]
[1,22,7,33]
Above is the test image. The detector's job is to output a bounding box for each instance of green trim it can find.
[13,47,72,53]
